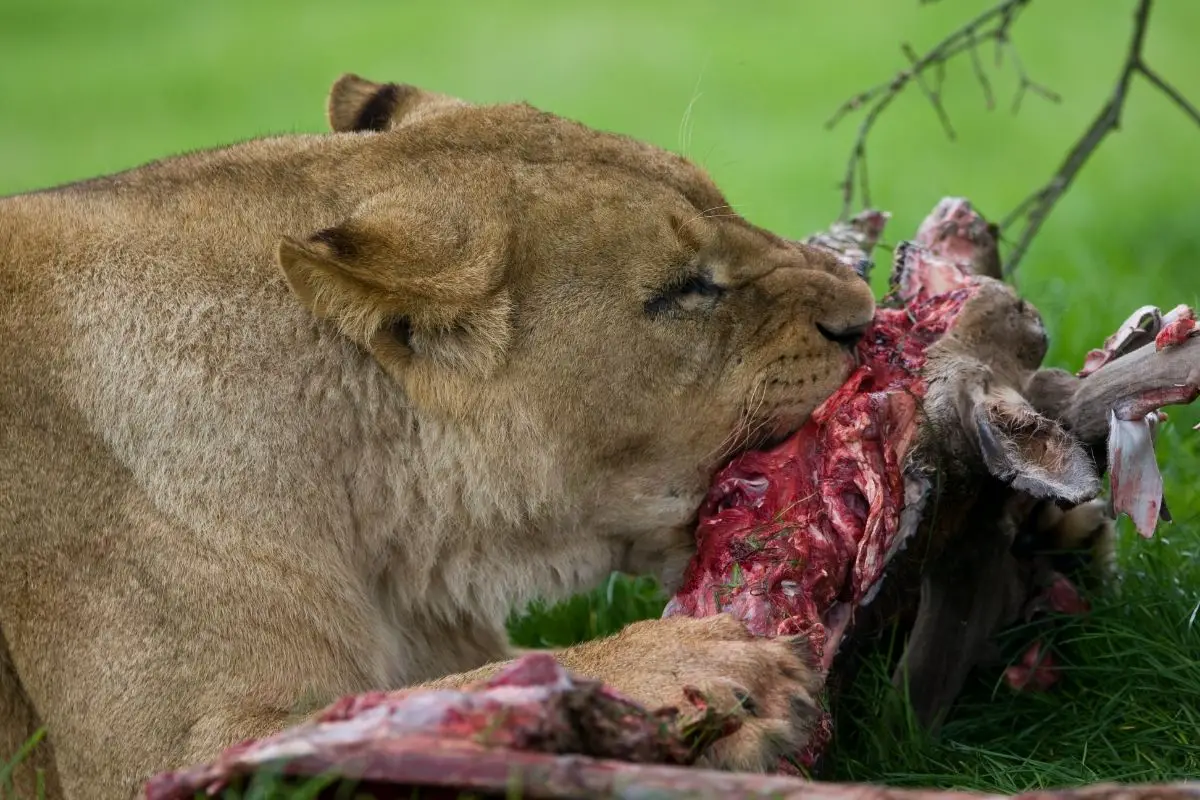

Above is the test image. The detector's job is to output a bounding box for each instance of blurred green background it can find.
[3,0,1199,791]
[4,0,1200,371]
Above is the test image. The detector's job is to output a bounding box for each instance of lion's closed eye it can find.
[644,271,726,318]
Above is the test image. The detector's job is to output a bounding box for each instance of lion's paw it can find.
[557,613,824,772]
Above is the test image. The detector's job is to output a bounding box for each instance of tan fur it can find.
[0,75,875,799]
[1032,498,1119,584]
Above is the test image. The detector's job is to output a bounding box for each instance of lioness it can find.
[0,74,875,799]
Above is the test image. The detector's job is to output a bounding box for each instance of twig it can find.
[999,0,1195,276]
[902,43,957,139]
[1002,39,1062,115]
[1137,63,1200,127]
[968,38,995,110]
[829,0,1200,277]
[827,0,1048,219]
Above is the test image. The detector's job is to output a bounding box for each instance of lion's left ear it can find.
[276,188,513,379]
[326,73,470,133]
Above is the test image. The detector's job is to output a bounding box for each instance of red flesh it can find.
[1004,641,1060,693]
[1078,305,1161,378]
[1097,302,1198,538]
[662,292,971,643]
[664,203,989,768]
[144,654,739,799]
[1156,304,1197,350]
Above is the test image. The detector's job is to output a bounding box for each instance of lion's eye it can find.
[644,272,725,318]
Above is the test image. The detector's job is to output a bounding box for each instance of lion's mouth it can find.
[664,308,947,649]
[738,344,864,457]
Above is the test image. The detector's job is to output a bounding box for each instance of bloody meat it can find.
[143,653,742,799]
[663,200,990,769]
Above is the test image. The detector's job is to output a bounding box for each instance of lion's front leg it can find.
[417,613,824,773]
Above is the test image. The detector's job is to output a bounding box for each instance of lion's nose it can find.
[816,321,868,349]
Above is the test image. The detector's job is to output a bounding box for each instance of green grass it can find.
[3,0,1199,796]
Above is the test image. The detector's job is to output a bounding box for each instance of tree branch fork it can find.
[827,0,1200,276]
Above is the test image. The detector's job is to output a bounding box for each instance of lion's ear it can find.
[276,196,512,377]
[326,73,470,133]
[276,235,397,345]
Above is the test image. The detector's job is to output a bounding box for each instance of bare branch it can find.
[1137,61,1200,127]
[826,0,1051,219]
[1003,39,1062,115]
[858,145,872,209]
[835,93,897,217]
[968,38,996,110]
[829,0,1200,276]
[1000,0,1153,276]
[902,42,957,139]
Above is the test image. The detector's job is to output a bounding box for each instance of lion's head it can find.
[278,75,876,589]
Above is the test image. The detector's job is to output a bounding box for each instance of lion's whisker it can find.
[677,204,736,236]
